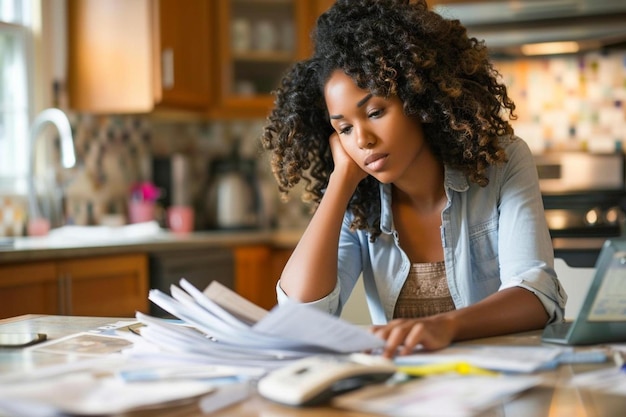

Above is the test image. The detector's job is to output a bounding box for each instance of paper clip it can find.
[397,361,498,377]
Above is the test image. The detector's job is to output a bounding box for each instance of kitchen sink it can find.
[12,221,163,249]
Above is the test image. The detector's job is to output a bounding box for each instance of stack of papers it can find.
[129,279,386,369]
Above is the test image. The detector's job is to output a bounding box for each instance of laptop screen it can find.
[588,249,626,322]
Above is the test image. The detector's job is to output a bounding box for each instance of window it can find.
[0,0,32,192]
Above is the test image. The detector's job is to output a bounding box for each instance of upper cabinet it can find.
[210,0,317,119]
[156,0,213,110]
[68,0,212,114]
[67,0,331,118]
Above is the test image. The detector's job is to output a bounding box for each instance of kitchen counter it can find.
[0,227,304,264]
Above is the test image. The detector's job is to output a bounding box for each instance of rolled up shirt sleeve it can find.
[276,279,342,314]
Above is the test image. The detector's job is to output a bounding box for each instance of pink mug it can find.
[128,201,155,224]
[167,206,194,234]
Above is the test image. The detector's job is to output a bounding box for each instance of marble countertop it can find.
[0,224,303,263]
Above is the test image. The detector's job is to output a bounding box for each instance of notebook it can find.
[542,238,626,345]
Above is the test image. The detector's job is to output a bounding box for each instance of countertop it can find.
[0,227,304,264]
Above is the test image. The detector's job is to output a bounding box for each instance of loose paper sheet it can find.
[333,374,542,417]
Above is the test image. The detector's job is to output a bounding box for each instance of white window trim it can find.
[0,19,33,193]
[0,0,64,194]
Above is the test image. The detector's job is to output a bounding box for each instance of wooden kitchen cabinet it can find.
[233,244,293,311]
[67,0,212,113]
[57,254,149,317]
[67,0,330,118]
[210,0,319,119]
[0,262,58,319]
[234,245,275,310]
[0,254,148,319]
[154,0,212,109]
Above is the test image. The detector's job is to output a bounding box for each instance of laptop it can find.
[542,238,626,345]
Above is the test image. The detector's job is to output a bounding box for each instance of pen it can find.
[396,361,498,377]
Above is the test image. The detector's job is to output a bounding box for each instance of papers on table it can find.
[571,366,626,396]
[129,279,386,369]
[0,332,264,417]
[25,332,133,356]
[0,355,216,417]
[394,345,566,373]
[333,374,542,417]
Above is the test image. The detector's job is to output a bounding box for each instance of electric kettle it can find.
[205,155,259,230]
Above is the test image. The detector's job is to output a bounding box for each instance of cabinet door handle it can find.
[162,48,174,90]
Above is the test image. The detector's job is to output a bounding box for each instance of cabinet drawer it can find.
[0,262,58,319]
[61,254,149,317]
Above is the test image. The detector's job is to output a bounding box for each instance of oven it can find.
[534,152,626,318]
[535,152,626,266]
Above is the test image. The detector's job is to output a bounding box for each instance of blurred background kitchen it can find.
[0,0,625,321]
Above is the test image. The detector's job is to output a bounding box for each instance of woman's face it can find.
[324,70,430,185]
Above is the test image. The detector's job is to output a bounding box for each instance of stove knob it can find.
[584,207,602,226]
[604,206,624,226]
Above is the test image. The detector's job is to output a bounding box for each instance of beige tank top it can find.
[393,261,456,319]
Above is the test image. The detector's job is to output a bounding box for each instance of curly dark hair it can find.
[261,0,516,240]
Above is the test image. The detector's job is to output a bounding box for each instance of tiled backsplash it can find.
[2,48,625,236]
[62,114,153,226]
[0,196,26,237]
[495,49,626,153]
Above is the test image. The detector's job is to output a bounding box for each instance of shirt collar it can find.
[378,165,469,234]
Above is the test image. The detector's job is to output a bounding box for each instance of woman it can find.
[261,0,566,357]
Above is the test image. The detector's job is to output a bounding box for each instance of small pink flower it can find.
[130,181,161,201]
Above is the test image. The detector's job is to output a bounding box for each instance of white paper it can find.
[253,300,386,353]
[134,279,386,369]
[204,280,268,324]
[394,345,564,373]
[136,312,308,360]
[179,278,251,329]
[146,290,316,350]
[0,371,214,416]
[571,367,626,396]
[0,353,265,416]
[333,374,542,417]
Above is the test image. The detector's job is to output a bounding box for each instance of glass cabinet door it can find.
[215,0,312,118]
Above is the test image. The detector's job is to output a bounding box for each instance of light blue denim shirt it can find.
[277,136,567,325]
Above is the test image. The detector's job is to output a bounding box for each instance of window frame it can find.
[0,1,36,194]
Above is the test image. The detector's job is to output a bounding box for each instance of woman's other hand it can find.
[370,315,458,358]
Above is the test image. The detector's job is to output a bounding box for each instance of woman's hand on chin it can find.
[328,132,368,188]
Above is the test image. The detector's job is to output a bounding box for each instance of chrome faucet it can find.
[27,108,76,232]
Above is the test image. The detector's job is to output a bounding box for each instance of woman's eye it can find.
[368,109,383,118]
[339,126,353,135]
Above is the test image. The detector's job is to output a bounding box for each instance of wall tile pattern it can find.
[495,49,626,153]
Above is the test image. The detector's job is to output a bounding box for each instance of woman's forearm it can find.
[279,172,359,302]
[448,287,549,341]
